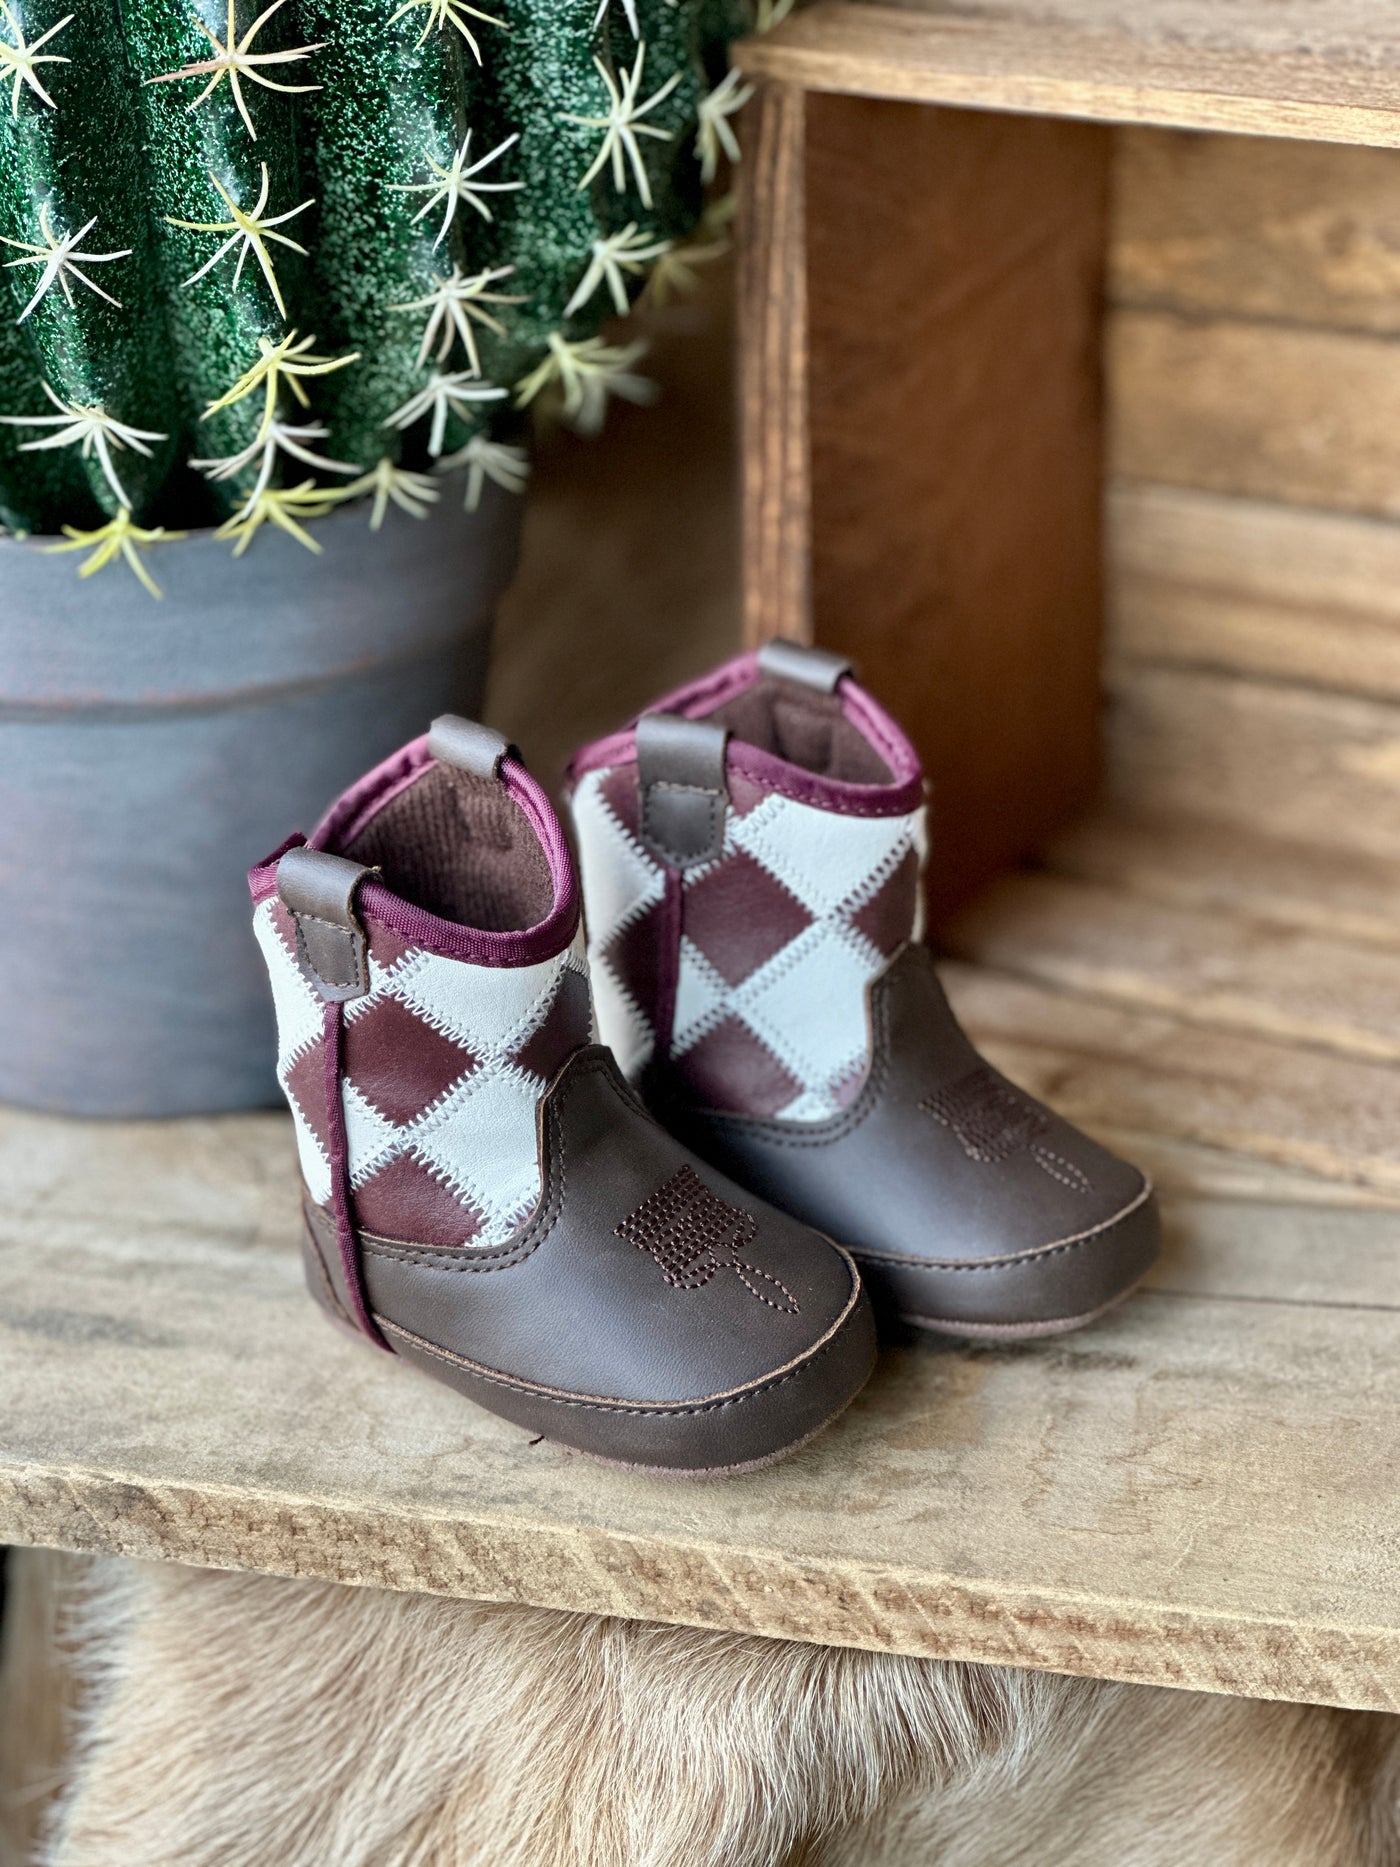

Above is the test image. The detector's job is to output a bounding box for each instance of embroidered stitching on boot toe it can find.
[923,1066,1092,1194]
[616,1166,800,1312]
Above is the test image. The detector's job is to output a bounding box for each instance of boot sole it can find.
[304,1225,877,1479]
[569,1391,864,1482]
[897,1271,1146,1341]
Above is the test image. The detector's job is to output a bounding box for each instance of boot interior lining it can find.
[702,677,893,786]
[340,765,554,931]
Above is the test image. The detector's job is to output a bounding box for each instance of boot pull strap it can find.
[756,638,853,694]
[277,847,376,1002]
[636,712,729,870]
[428,714,519,780]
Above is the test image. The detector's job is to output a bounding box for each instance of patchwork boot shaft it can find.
[568,646,928,1121]
[252,724,591,1270]
[568,645,1160,1341]
[249,713,876,1473]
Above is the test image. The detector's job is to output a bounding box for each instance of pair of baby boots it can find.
[250,642,1159,1477]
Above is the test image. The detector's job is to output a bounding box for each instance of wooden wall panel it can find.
[1106,127,1400,857]
[1110,312,1400,519]
[801,95,1111,921]
[1109,483,1400,702]
[1112,131,1400,333]
[1106,666,1400,863]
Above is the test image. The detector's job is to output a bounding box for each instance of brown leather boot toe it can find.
[655,943,1159,1339]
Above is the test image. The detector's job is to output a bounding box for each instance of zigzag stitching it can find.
[287,1097,331,1173]
[833,818,918,918]
[404,1115,542,1236]
[344,945,424,1021]
[668,938,736,1059]
[590,778,665,892]
[381,967,555,1057]
[728,921,877,1091]
[591,949,655,1051]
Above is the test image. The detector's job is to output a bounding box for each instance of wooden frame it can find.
[734,0,1400,922]
[739,81,1110,921]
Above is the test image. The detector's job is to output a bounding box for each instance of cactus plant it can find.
[0,0,761,587]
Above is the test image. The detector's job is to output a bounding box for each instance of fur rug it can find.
[6,1552,1396,1867]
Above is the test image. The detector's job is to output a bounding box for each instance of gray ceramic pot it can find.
[0,480,521,1116]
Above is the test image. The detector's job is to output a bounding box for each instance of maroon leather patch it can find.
[603,896,666,1031]
[283,1038,330,1149]
[675,1016,801,1117]
[851,848,919,958]
[513,966,592,1082]
[268,897,299,953]
[352,1151,484,1248]
[344,995,477,1124]
[681,849,813,986]
[725,769,766,818]
[366,918,414,975]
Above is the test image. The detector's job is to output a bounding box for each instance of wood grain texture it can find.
[947,870,1400,1064]
[1093,1127,1400,1212]
[3,1103,1400,1713]
[947,962,1400,1192]
[1112,130,1400,332]
[738,81,811,648]
[1110,311,1400,518]
[1102,665,1400,862]
[1046,802,1400,953]
[736,3,1400,148]
[803,93,1109,922]
[1108,483,1400,703]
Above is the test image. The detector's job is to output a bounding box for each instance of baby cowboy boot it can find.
[567,644,1160,1338]
[248,715,875,1475]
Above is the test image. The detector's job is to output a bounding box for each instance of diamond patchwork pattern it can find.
[572,767,665,1077]
[572,761,926,1122]
[254,895,592,1247]
[255,898,334,1207]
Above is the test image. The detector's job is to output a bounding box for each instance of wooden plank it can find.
[1102,664,1400,863]
[737,82,812,648]
[1110,311,1400,519]
[1149,1197,1400,1309]
[737,3,1400,149]
[945,962,1400,1191]
[946,870,1400,1064]
[1094,1127,1400,1211]
[1112,130,1400,332]
[802,92,1108,922]
[4,1108,1400,1712]
[1046,801,1400,952]
[1109,483,1400,704]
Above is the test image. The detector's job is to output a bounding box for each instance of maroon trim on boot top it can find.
[566,650,924,818]
[248,735,580,969]
[323,1000,390,1349]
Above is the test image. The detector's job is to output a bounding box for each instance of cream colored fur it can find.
[11,1553,1397,1867]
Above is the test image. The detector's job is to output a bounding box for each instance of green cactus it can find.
[0,0,762,582]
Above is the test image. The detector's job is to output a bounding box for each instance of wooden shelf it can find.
[5,825,1400,1714]
[737,3,1400,148]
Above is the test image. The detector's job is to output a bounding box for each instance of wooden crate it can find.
[735,0,1400,919]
